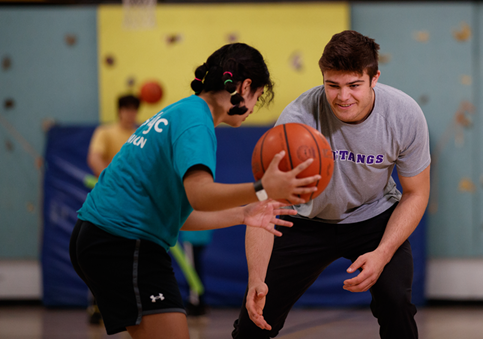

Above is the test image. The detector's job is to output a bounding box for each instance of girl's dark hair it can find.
[191,43,274,115]
[319,30,380,80]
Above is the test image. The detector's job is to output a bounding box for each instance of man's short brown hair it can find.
[319,30,380,79]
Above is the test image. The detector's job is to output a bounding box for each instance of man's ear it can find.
[371,70,381,88]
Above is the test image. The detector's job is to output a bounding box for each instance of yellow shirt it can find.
[89,123,136,163]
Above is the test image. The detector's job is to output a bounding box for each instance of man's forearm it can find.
[246,226,274,285]
[376,166,430,262]
[376,191,428,263]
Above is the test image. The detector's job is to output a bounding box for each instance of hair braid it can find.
[220,60,248,115]
[190,63,208,94]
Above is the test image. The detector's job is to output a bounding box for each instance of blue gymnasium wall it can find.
[3,2,483,303]
[352,2,483,257]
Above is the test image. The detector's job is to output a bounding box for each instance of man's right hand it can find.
[246,281,272,330]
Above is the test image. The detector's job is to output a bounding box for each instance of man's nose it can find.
[337,87,350,101]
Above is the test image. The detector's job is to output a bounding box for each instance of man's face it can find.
[323,69,380,124]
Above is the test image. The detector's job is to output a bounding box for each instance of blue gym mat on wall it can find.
[41,125,426,308]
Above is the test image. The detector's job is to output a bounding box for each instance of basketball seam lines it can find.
[260,132,268,174]
[283,124,294,169]
[300,124,322,201]
[283,124,296,203]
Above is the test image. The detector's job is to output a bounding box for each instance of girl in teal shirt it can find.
[70,43,319,339]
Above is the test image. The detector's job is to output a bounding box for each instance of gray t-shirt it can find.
[276,83,430,223]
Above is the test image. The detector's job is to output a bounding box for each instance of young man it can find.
[87,94,141,177]
[232,30,431,339]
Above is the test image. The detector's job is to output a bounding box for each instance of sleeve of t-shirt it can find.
[276,103,309,126]
[276,88,320,128]
[89,127,107,156]
[396,105,431,177]
[173,124,217,180]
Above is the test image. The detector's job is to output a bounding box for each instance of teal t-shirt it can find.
[179,229,214,246]
[78,95,217,251]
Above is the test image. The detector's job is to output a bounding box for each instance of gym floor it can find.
[1,302,482,339]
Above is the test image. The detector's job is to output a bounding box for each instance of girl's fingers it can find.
[291,158,314,174]
[267,151,286,170]
[273,209,297,216]
[272,218,293,227]
[265,226,283,237]
[293,186,318,195]
[296,175,321,186]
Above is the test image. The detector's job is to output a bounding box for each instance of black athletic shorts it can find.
[69,219,186,335]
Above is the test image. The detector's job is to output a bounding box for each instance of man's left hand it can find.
[343,250,388,292]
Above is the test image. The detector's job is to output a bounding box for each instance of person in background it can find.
[88,94,141,177]
[179,229,214,317]
[86,94,140,324]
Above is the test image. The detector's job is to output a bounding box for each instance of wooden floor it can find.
[1,303,482,339]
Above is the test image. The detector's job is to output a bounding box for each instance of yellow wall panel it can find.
[98,3,349,125]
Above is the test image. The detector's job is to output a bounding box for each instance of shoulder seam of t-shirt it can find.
[397,159,431,178]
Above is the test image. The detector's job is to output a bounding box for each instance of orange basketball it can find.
[140,81,163,104]
[251,123,334,204]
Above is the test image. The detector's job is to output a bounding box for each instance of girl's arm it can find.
[181,200,297,237]
[183,151,320,211]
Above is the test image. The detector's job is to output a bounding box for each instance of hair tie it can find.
[223,71,233,77]
[230,90,237,96]
[224,79,233,85]
[195,78,202,82]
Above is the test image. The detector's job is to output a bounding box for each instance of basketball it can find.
[251,123,334,204]
[140,81,163,104]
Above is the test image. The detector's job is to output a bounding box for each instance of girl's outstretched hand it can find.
[242,200,297,236]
